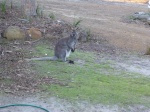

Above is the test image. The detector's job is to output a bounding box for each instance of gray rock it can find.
[133,12,150,22]
[147,17,150,24]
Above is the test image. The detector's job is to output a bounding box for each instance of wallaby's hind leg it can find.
[59,51,67,62]
[59,51,74,64]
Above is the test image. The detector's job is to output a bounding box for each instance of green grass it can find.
[49,12,55,20]
[0,67,2,73]
[31,44,150,106]
[0,78,14,86]
[0,0,7,13]
[72,19,82,28]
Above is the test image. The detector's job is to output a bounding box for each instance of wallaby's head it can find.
[70,30,78,40]
[68,30,78,50]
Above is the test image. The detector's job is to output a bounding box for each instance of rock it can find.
[2,26,25,40]
[134,12,146,15]
[27,27,42,39]
[147,17,150,24]
[133,12,150,22]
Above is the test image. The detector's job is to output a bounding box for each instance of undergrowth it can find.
[0,0,7,13]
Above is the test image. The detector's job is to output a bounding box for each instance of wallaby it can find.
[25,30,78,64]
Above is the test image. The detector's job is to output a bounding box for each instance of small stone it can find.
[24,41,32,45]
[5,50,13,53]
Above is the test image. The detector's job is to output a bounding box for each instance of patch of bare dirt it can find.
[105,0,148,3]
[0,94,150,112]
[38,0,150,52]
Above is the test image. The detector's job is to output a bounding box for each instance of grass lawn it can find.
[31,44,150,106]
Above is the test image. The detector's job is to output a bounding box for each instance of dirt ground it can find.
[37,0,150,53]
[1,94,150,112]
[0,0,150,112]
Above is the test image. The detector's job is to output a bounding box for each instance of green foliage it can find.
[0,78,14,85]
[49,12,55,20]
[0,0,7,13]
[36,5,40,17]
[128,15,136,20]
[10,0,12,9]
[86,29,91,41]
[145,47,150,55]
[36,5,43,18]
[31,44,150,106]
[73,19,82,28]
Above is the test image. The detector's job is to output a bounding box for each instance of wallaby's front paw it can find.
[71,49,75,52]
[68,60,74,64]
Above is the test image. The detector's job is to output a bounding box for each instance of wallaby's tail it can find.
[25,56,58,61]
